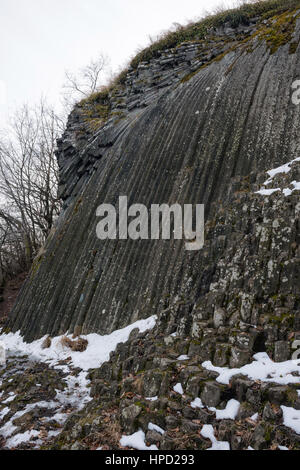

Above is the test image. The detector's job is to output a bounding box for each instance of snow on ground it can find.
[209,399,240,421]
[256,188,280,196]
[203,352,300,385]
[6,430,40,448]
[281,406,300,435]
[146,396,158,402]
[0,407,10,420]
[173,383,184,395]
[0,315,157,371]
[191,397,204,409]
[53,371,91,411]
[200,425,230,451]
[264,158,300,184]
[201,353,300,440]
[256,157,300,197]
[177,355,189,361]
[0,419,17,439]
[2,393,16,404]
[148,422,165,435]
[190,397,240,420]
[0,398,76,444]
[120,430,158,450]
[0,316,157,449]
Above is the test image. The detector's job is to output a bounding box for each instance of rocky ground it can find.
[1,323,300,451]
[0,354,90,450]
[48,328,300,451]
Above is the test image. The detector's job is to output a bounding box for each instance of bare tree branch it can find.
[0,100,64,272]
[62,53,110,108]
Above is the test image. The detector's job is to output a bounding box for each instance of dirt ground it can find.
[0,272,27,324]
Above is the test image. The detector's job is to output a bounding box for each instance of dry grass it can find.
[84,0,300,106]
[60,336,88,352]
[83,409,122,450]
[128,0,300,69]
[41,336,52,349]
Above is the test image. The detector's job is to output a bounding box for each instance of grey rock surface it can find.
[6,11,300,350]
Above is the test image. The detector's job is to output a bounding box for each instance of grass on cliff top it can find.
[81,0,300,113]
[104,0,300,91]
[129,0,300,69]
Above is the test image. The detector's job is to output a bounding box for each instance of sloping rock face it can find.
[7,7,300,346]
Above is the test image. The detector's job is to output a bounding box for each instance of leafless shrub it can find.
[0,100,64,275]
[63,53,110,108]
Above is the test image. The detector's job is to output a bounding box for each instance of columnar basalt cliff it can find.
[7,4,300,351]
[2,1,300,451]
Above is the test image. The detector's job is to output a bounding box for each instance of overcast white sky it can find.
[0,0,238,125]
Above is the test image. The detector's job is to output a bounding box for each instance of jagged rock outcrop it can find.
[6,4,300,352]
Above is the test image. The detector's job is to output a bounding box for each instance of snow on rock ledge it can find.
[0,315,157,371]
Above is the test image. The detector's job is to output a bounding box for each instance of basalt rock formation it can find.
[7,2,300,359]
[2,1,300,451]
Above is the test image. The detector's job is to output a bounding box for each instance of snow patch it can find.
[177,355,189,361]
[146,396,158,402]
[251,413,259,422]
[173,383,184,395]
[120,430,158,450]
[191,397,204,409]
[256,158,300,197]
[0,316,157,448]
[2,392,16,404]
[148,423,165,435]
[264,158,300,184]
[0,315,157,371]
[0,407,10,420]
[256,188,280,196]
[209,399,240,420]
[200,425,230,451]
[203,352,300,385]
[281,406,300,434]
[6,430,40,448]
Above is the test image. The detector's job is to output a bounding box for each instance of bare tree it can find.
[63,53,110,107]
[0,100,64,270]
